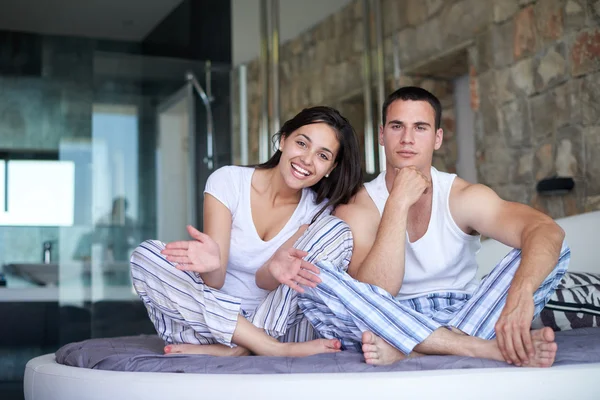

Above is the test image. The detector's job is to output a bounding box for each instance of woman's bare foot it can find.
[164,343,250,357]
[280,338,341,357]
[361,331,416,365]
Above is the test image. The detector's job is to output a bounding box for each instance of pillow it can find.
[540,272,600,331]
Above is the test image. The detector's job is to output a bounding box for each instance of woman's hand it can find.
[268,247,321,293]
[161,225,221,273]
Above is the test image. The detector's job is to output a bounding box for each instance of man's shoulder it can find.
[450,177,494,201]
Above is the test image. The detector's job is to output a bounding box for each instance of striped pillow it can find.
[540,272,600,331]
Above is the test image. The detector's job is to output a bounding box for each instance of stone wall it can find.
[240,0,600,218]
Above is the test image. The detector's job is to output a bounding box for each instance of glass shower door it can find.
[156,84,196,243]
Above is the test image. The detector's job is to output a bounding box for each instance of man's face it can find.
[379,99,443,171]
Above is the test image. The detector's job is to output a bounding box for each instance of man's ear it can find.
[434,128,443,150]
[378,125,384,146]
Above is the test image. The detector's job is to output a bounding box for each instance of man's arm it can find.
[337,168,430,296]
[337,195,408,296]
[333,193,380,279]
[450,179,565,365]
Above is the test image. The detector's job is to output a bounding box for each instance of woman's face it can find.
[278,122,340,190]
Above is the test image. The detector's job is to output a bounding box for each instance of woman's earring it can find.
[325,173,330,178]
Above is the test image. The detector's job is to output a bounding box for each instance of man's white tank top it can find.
[364,167,481,299]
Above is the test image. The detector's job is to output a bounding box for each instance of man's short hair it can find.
[382,86,442,130]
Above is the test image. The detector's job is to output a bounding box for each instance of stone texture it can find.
[494,0,520,23]
[396,28,418,65]
[510,57,535,96]
[557,125,585,177]
[477,70,500,134]
[583,126,600,195]
[494,19,516,68]
[476,29,495,73]
[564,0,587,31]
[535,143,555,180]
[534,42,568,92]
[469,65,480,111]
[514,6,538,60]
[585,195,600,212]
[382,0,403,37]
[406,0,430,26]
[496,67,517,104]
[476,133,513,185]
[426,0,445,17]
[500,96,532,147]
[495,183,532,204]
[534,0,564,46]
[240,0,600,216]
[414,18,443,61]
[587,0,600,26]
[440,0,491,46]
[555,138,579,177]
[579,71,600,126]
[529,83,571,138]
[517,151,535,181]
[570,28,600,76]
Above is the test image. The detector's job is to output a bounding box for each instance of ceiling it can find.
[0,0,184,41]
[0,0,353,64]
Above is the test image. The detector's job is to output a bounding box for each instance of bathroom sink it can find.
[3,263,58,286]
[3,262,132,287]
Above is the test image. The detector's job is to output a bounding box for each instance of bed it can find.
[24,211,600,400]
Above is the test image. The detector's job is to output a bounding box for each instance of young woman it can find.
[130,106,362,357]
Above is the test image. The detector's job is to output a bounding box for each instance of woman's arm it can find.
[161,193,232,289]
[255,225,321,293]
[197,194,233,288]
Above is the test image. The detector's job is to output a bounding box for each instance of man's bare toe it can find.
[362,343,377,353]
[360,331,406,366]
[532,327,555,343]
[362,331,377,345]
[528,327,558,368]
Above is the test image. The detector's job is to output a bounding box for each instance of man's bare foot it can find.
[527,327,557,368]
[362,331,415,365]
[436,327,557,368]
[164,343,250,357]
[281,338,341,357]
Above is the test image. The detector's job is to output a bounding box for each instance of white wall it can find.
[231,0,353,66]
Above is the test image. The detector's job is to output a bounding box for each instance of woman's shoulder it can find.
[300,188,330,216]
[211,165,254,178]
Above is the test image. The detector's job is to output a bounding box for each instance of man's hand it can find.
[161,225,221,273]
[268,247,321,293]
[495,290,535,366]
[390,166,430,208]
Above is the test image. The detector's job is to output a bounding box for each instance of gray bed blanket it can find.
[56,327,600,374]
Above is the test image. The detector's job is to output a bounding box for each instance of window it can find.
[0,159,75,226]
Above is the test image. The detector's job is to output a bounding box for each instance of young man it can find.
[297,86,570,367]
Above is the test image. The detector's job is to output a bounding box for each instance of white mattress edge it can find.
[24,354,600,400]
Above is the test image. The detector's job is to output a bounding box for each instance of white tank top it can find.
[364,167,481,299]
[204,166,328,313]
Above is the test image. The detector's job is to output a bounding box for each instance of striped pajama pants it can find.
[298,231,571,355]
[130,215,353,346]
